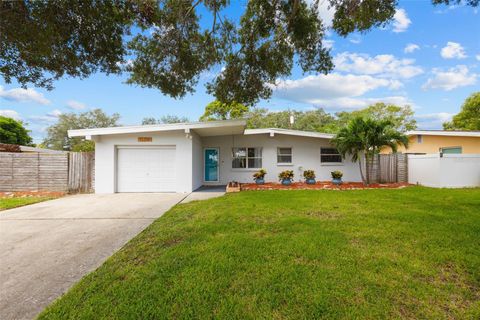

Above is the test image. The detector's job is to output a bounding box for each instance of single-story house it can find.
[68,120,361,193]
[381,130,480,155]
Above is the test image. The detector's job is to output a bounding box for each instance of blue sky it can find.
[1,1,479,143]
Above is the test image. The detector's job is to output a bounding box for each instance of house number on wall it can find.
[138,137,153,142]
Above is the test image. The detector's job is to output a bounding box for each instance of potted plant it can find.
[303,170,316,184]
[331,170,343,185]
[253,169,267,184]
[278,170,294,185]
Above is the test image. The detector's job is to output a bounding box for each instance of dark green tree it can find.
[0,116,33,145]
[443,92,480,130]
[2,1,474,105]
[43,109,120,151]
[332,117,408,185]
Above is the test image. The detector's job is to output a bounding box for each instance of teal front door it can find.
[204,148,219,182]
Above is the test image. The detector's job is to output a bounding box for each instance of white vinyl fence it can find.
[408,154,480,188]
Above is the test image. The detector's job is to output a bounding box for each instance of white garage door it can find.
[116,146,176,192]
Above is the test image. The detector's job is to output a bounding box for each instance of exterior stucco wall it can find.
[94,131,193,193]
[200,134,361,184]
[382,135,480,154]
[191,131,203,191]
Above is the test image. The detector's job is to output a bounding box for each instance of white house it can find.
[68,119,361,193]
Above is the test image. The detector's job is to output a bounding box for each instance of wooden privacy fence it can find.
[366,153,408,183]
[0,152,94,193]
[68,152,95,193]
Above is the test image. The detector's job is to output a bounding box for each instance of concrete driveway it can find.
[0,193,186,320]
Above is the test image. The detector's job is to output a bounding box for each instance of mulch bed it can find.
[0,191,66,199]
[241,181,411,191]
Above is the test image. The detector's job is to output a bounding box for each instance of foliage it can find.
[278,170,294,181]
[443,92,480,130]
[43,109,120,151]
[142,115,190,125]
[331,170,343,179]
[332,117,408,185]
[303,170,316,180]
[200,101,249,121]
[4,1,475,104]
[37,188,480,319]
[253,169,267,181]
[335,103,417,132]
[246,108,338,133]
[0,116,33,145]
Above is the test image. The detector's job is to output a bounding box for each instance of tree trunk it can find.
[365,153,370,185]
[358,156,366,185]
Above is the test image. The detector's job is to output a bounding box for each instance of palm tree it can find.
[332,117,409,185]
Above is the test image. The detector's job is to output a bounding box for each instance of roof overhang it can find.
[244,128,334,139]
[406,130,480,137]
[68,119,246,138]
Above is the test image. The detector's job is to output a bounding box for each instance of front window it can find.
[232,147,262,168]
[320,148,342,163]
[277,147,292,164]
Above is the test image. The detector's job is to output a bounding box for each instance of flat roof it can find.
[68,119,247,138]
[406,130,480,137]
[244,128,334,139]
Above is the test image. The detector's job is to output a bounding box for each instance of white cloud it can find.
[416,112,454,129]
[0,109,21,120]
[66,100,87,110]
[349,35,362,44]
[323,39,334,50]
[0,86,50,105]
[28,109,62,124]
[333,52,423,79]
[312,0,335,28]
[392,9,411,33]
[423,65,477,91]
[476,54,480,61]
[404,43,420,53]
[271,73,406,110]
[308,96,413,110]
[440,42,467,59]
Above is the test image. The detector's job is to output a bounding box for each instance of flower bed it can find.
[241,181,411,191]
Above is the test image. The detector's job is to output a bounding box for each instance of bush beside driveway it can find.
[38,187,480,319]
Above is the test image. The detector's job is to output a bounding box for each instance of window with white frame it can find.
[232,147,262,168]
[320,148,342,163]
[277,147,292,164]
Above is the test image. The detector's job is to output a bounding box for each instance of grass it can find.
[39,187,480,319]
[0,196,56,211]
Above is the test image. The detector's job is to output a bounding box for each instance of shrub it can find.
[278,170,294,181]
[331,170,343,179]
[253,169,267,181]
[303,170,316,179]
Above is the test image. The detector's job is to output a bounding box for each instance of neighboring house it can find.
[68,120,361,193]
[381,130,480,155]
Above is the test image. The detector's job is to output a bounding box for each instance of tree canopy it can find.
[0,116,33,145]
[335,103,417,132]
[332,117,408,184]
[200,100,248,121]
[2,0,475,105]
[443,92,480,131]
[43,109,120,151]
[142,115,190,125]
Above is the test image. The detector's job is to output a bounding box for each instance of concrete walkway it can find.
[181,185,226,203]
[0,193,185,320]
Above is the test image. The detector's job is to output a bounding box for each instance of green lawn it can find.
[39,187,480,319]
[0,196,56,211]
